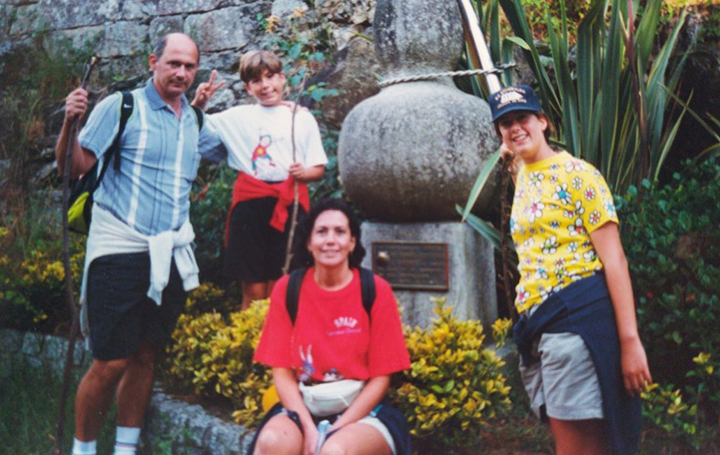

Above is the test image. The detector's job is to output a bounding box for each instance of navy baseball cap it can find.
[489,85,542,122]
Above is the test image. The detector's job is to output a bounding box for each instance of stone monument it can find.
[338,0,500,327]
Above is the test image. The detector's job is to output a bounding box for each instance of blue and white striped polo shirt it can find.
[78,79,226,236]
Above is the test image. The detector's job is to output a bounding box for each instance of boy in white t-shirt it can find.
[193,51,328,309]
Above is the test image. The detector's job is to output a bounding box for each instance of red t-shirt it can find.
[254,268,411,382]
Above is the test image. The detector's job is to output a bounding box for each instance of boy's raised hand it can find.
[192,69,225,110]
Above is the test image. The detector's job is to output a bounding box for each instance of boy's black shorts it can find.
[86,252,186,361]
[224,196,305,283]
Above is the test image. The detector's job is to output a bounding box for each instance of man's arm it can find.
[55,88,97,179]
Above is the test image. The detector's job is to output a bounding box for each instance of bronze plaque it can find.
[371,241,449,291]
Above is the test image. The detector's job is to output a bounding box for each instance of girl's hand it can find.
[500,144,522,175]
[620,336,652,397]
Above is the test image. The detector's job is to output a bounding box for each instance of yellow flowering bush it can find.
[491,317,513,347]
[390,298,511,450]
[184,281,237,317]
[0,238,84,331]
[166,299,272,427]
[642,383,697,437]
[165,296,512,443]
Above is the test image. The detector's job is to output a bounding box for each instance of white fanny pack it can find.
[298,379,365,417]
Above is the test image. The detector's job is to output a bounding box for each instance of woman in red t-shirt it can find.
[250,198,411,455]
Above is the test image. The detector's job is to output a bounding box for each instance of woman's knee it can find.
[319,440,348,455]
[254,419,302,455]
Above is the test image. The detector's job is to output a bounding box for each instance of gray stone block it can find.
[74,339,91,368]
[96,0,154,21]
[99,21,149,58]
[34,0,106,29]
[271,0,307,19]
[42,335,67,362]
[156,0,224,15]
[43,27,103,67]
[361,221,498,330]
[95,56,150,84]
[0,329,24,354]
[185,5,260,53]
[317,0,375,25]
[0,5,10,42]
[26,356,43,368]
[21,332,44,357]
[8,3,39,36]
[149,15,185,43]
[0,0,38,5]
[143,390,250,454]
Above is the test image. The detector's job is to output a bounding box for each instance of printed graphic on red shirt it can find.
[253,269,411,382]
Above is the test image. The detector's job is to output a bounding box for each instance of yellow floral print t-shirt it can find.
[510,151,618,314]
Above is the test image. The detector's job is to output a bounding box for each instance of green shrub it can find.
[618,157,720,446]
[189,165,235,283]
[617,158,720,385]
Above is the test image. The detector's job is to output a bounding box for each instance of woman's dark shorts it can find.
[224,196,305,283]
[86,252,186,361]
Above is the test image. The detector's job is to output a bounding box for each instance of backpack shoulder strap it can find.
[191,105,204,131]
[286,268,308,326]
[111,91,134,172]
[286,267,376,325]
[359,267,377,318]
[95,92,133,188]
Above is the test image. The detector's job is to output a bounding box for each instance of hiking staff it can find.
[54,56,97,455]
[282,70,310,276]
[500,154,519,322]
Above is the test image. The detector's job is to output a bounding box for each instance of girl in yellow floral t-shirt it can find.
[489,85,652,455]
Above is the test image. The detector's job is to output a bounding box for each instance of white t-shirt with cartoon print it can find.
[209,104,328,182]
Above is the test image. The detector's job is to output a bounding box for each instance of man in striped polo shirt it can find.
[55,33,226,455]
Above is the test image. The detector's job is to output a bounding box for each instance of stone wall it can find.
[0,0,377,113]
[0,329,254,454]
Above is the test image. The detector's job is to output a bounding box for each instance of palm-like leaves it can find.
[461,0,692,251]
[496,0,688,194]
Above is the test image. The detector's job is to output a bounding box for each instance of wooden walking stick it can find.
[500,155,518,322]
[54,56,97,455]
[282,72,310,275]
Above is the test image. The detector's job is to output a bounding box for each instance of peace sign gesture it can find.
[192,69,225,110]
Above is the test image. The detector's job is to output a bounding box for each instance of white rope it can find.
[378,63,517,88]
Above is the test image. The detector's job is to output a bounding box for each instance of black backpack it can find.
[67,91,204,234]
[285,267,376,325]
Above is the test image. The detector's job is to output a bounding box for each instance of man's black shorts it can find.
[86,252,186,361]
[224,196,305,283]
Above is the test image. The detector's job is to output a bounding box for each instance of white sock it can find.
[114,426,141,455]
[72,438,97,455]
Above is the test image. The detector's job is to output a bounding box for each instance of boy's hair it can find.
[239,50,283,84]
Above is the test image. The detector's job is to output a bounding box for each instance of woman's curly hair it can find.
[291,198,366,269]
